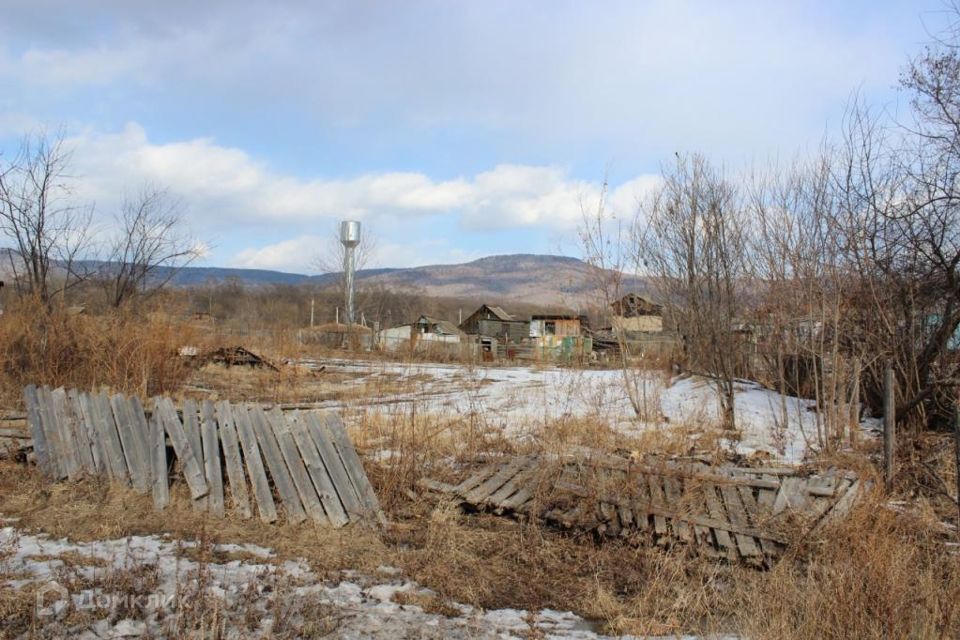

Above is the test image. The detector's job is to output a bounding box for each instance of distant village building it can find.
[458,304,529,344]
[457,304,591,361]
[378,314,468,356]
[611,293,663,333]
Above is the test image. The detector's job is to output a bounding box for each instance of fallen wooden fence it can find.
[420,453,865,565]
[24,385,383,527]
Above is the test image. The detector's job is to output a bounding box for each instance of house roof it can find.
[485,305,514,321]
[417,315,462,335]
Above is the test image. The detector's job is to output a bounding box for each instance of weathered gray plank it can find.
[265,408,328,525]
[702,484,738,560]
[151,411,169,510]
[318,411,384,524]
[51,388,84,479]
[719,484,762,558]
[128,396,154,486]
[453,465,500,495]
[61,389,97,475]
[289,411,349,526]
[663,475,692,542]
[110,394,150,492]
[154,397,208,500]
[232,405,277,523]
[182,399,206,511]
[72,391,105,475]
[200,400,225,517]
[302,411,364,520]
[93,391,130,482]
[23,385,53,478]
[646,474,669,537]
[487,460,539,506]
[464,457,529,505]
[37,386,69,479]
[736,485,777,557]
[214,401,252,519]
[249,405,306,524]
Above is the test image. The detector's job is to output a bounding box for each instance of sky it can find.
[0,0,951,273]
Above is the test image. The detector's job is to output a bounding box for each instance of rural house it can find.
[459,304,529,344]
[611,293,663,333]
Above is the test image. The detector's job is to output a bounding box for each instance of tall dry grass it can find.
[0,300,202,406]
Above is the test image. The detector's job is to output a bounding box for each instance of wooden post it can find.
[884,367,895,490]
[849,358,861,445]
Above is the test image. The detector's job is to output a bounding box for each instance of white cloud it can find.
[57,123,658,236]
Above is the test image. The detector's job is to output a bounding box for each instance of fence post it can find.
[849,358,861,445]
[884,366,896,490]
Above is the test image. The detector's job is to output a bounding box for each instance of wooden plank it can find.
[93,391,130,482]
[249,405,307,524]
[702,484,738,560]
[151,411,169,510]
[289,411,349,527]
[487,460,539,505]
[200,401,225,517]
[154,397,208,500]
[214,401,252,519]
[719,484,762,558]
[464,457,529,505]
[756,474,777,511]
[64,389,97,474]
[72,391,104,475]
[453,465,500,495]
[110,394,149,492]
[812,480,863,533]
[318,411,384,524]
[36,386,69,479]
[232,404,277,523]
[265,408,328,525]
[737,485,777,557]
[182,399,206,511]
[128,396,154,486]
[646,474,669,538]
[772,476,809,514]
[302,411,365,520]
[23,385,53,477]
[663,475,692,542]
[51,388,83,479]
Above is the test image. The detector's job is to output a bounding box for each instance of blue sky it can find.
[0,0,950,272]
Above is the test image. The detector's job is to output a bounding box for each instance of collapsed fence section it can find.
[421,453,865,566]
[24,385,383,527]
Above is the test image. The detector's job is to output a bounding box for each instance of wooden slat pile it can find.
[420,454,864,565]
[23,385,383,527]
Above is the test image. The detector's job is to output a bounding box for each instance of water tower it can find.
[339,220,361,326]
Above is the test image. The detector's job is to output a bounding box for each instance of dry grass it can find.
[0,300,200,406]
[0,311,958,637]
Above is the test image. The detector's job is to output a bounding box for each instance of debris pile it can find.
[421,453,865,565]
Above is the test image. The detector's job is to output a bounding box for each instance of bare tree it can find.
[579,182,655,418]
[636,154,749,429]
[103,185,202,307]
[0,132,92,305]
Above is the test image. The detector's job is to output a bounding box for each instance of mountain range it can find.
[170,254,645,306]
[0,251,646,306]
